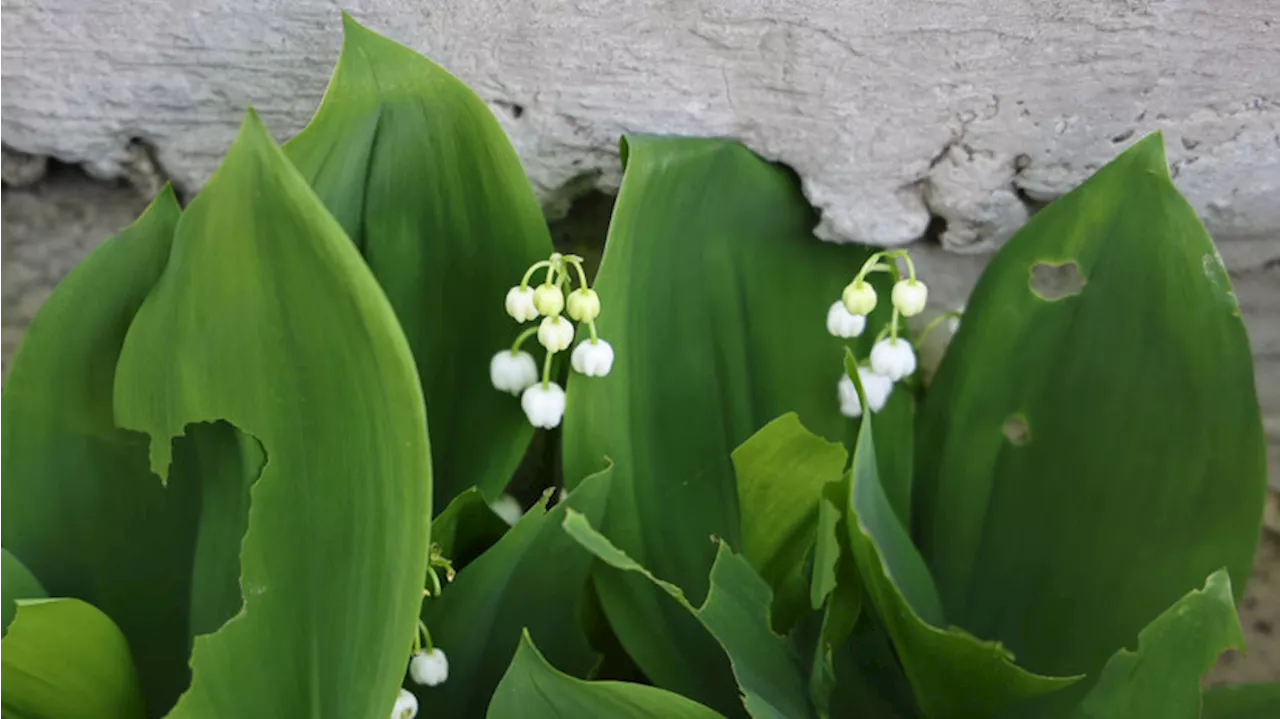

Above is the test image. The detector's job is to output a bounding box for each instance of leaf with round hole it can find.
[914,133,1266,680]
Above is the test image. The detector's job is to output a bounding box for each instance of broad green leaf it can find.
[871,387,914,527]
[844,370,1078,719]
[486,629,727,719]
[1,598,145,719]
[733,413,848,630]
[431,487,511,567]
[914,133,1266,678]
[112,110,432,718]
[564,510,816,719]
[1070,569,1243,719]
[0,187,206,709]
[2,550,47,634]
[1202,682,1280,719]
[420,468,613,718]
[562,135,876,709]
[284,14,554,505]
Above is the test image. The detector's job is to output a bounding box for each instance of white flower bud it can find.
[869,338,917,381]
[533,284,565,317]
[842,281,877,316]
[537,316,575,352]
[488,494,524,526]
[571,339,614,377]
[521,382,566,429]
[891,279,928,317]
[391,688,418,718]
[409,648,449,687]
[826,301,867,338]
[566,288,601,323]
[505,287,538,323]
[489,350,538,395]
[837,368,894,418]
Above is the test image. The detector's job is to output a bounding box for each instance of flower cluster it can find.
[492,252,614,429]
[389,544,457,718]
[827,249,929,417]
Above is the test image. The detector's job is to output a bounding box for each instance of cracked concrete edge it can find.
[3,0,1279,262]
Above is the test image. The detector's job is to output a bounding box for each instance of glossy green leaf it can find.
[562,135,876,709]
[0,187,208,709]
[1070,569,1242,719]
[2,550,47,634]
[284,14,554,505]
[1,598,145,719]
[487,629,727,719]
[734,413,848,630]
[810,481,846,611]
[112,110,432,718]
[420,468,613,718]
[564,510,816,719]
[914,133,1266,678]
[1202,682,1280,719]
[845,365,1078,719]
[871,387,914,527]
[431,487,511,567]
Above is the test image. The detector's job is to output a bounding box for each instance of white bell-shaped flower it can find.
[837,367,894,418]
[521,382,567,429]
[391,688,418,718]
[566,288,601,323]
[826,301,867,338]
[489,350,538,395]
[533,284,565,317]
[842,281,878,316]
[571,339,614,377]
[537,316,575,353]
[891,279,928,317]
[505,286,538,323]
[488,494,524,526]
[409,648,449,687]
[869,338,917,381]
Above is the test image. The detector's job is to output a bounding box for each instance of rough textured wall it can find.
[2,0,1278,250]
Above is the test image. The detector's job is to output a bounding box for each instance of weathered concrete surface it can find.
[3,0,1279,251]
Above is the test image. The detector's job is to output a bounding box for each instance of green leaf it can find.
[844,368,1078,719]
[871,387,915,527]
[733,413,849,631]
[809,482,846,611]
[914,133,1266,678]
[111,110,432,718]
[561,135,877,710]
[1,598,146,719]
[420,468,613,718]
[564,510,816,719]
[0,187,207,709]
[284,14,554,505]
[487,629,727,719]
[2,550,47,634]
[431,487,511,567]
[1070,570,1244,719]
[1202,682,1280,719]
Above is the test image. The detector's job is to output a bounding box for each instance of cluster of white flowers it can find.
[389,618,452,717]
[827,249,931,418]
[492,252,614,429]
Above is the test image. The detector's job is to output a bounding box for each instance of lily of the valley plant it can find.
[1,13,1272,719]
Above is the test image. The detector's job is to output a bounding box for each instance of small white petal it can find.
[521,382,567,429]
[838,375,862,418]
[537,316,575,353]
[409,648,450,687]
[489,350,539,395]
[858,367,895,412]
[869,339,917,381]
[571,339,614,377]
[891,280,928,317]
[505,287,538,323]
[489,494,524,526]
[391,688,418,718]
[826,301,867,338]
